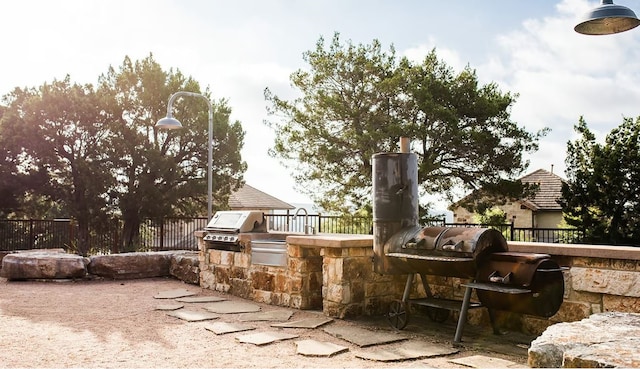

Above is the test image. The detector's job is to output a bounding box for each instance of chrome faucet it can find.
[293,207,313,234]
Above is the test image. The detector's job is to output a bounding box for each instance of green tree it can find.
[562,116,640,245]
[0,54,247,254]
[474,207,507,225]
[98,55,247,251]
[265,33,546,214]
[0,77,112,254]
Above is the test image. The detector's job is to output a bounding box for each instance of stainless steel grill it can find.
[203,211,266,252]
[372,151,566,343]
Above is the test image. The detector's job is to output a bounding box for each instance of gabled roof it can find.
[518,169,564,211]
[450,168,565,212]
[228,184,295,210]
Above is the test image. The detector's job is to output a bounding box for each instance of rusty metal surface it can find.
[475,255,564,317]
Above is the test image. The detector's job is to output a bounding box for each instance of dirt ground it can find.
[0,277,531,368]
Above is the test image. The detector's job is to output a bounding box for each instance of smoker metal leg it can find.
[419,273,433,298]
[401,274,414,302]
[454,285,474,344]
[387,274,414,330]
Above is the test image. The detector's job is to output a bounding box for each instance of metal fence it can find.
[0,216,585,255]
[264,214,373,234]
[0,218,208,254]
[442,222,585,243]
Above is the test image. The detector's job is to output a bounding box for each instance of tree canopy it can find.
[265,33,547,214]
[0,54,246,254]
[562,117,640,245]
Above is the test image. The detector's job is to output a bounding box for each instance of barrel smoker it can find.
[372,151,565,343]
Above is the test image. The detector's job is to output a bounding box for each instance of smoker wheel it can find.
[425,306,450,323]
[387,299,409,330]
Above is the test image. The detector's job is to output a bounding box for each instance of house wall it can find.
[534,210,563,228]
[451,201,535,228]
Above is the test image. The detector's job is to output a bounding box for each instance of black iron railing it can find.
[0,216,585,254]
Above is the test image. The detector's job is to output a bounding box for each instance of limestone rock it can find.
[528,312,640,368]
[0,250,88,280]
[88,252,171,279]
[571,267,640,297]
[169,251,199,284]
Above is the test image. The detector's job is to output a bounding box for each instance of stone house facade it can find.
[449,168,564,229]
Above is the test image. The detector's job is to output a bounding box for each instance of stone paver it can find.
[175,296,226,303]
[154,303,184,311]
[239,310,293,322]
[204,321,255,335]
[323,325,407,347]
[166,309,219,322]
[272,317,333,328]
[449,354,526,368]
[153,288,197,299]
[295,339,349,357]
[203,300,261,314]
[236,331,298,346]
[354,341,459,362]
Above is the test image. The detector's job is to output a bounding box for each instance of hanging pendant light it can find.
[575,0,640,35]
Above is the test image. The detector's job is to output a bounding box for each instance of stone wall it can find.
[196,231,640,336]
[197,232,324,310]
[508,241,640,335]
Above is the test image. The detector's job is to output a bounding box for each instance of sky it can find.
[3,0,640,212]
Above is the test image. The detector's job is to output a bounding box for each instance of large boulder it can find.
[0,250,88,280]
[528,312,640,368]
[169,251,199,285]
[88,252,172,279]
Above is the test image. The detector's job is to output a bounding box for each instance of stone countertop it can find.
[509,241,640,261]
[286,233,372,248]
[195,230,373,249]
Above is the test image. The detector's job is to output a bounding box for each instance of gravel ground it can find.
[0,277,530,368]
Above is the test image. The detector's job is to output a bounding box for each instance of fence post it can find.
[160,217,164,251]
[29,219,34,249]
[317,213,322,233]
[510,222,515,241]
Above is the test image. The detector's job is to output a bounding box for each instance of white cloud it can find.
[4,0,640,208]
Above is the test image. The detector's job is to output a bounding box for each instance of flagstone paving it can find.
[203,300,261,314]
[236,331,299,346]
[175,296,226,303]
[239,310,293,322]
[153,288,527,366]
[166,309,219,322]
[204,321,256,335]
[271,317,333,328]
[295,339,349,357]
[323,324,408,347]
[353,341,459,362]
[449,354,528,368]
[154,303,184,311]
[153,288,197,299]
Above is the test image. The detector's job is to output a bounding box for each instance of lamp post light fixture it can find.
[575,0,640,35]
[156,91,214,221]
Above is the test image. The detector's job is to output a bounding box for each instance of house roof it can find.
[450,168,565,212]
[518,168,565,211]
[228,184,295,210]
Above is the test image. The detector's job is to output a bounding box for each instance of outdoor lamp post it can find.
[155,91,214,221]
[575,0,640,35]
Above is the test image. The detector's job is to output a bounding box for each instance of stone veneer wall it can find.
[507,241,640,335]
[195,231,640,335]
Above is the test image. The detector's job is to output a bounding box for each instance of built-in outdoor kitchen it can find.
[195,146,567,344]
[196,210,378,317]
